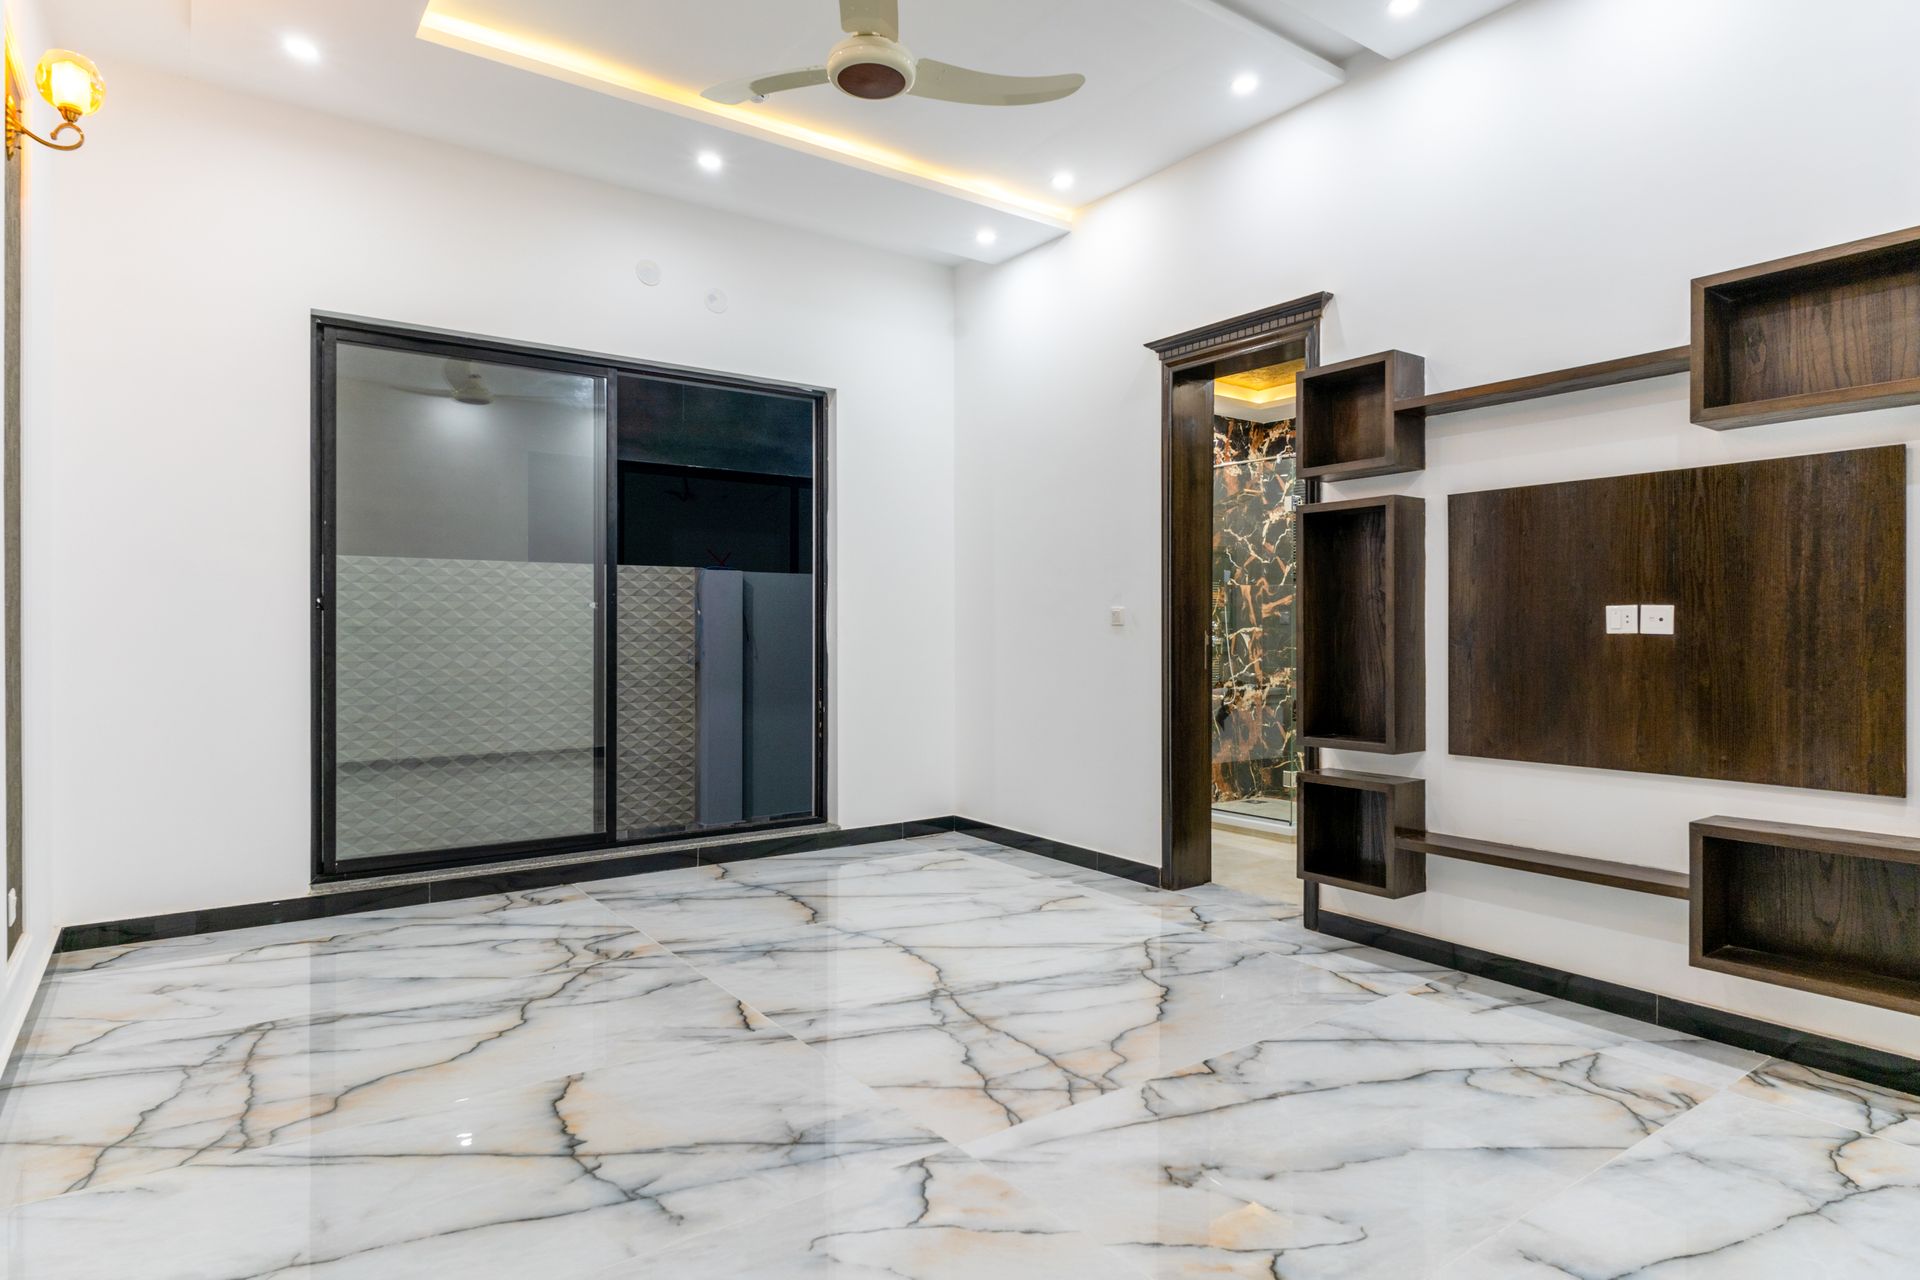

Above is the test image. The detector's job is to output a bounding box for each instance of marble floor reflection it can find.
[3,831,1916,1277]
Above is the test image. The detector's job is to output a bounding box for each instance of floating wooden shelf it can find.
[1692,817,1920,1016]
[1395,347,1690,416]
[1298,770,1425,898]
[1692,225,1920,429]
[1297,350,1425,478]
[1398,831,1689,898]
[1299,495,1425,754]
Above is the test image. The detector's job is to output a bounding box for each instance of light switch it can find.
[1605,605,1639,634]
[1640,604,1675,635]
[1109,606,1127,628]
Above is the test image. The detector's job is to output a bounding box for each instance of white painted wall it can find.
[954,0,1920,1053]
[27,62,958,924]
[0,0,57,1062]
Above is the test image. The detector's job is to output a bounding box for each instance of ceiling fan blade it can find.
[839,0,900,39]
[909,60,1085,106]
[702,66,830,105]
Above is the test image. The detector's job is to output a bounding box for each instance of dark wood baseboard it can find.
[1314,910,1920,1098]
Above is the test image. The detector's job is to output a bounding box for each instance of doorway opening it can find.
[1147,294,1326,915]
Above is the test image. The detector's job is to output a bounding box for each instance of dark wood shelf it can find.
[1692,225,1920,430]
[1398,831,1689,898]
[1299,495,1425,754]
[1692,816,1920,1016]
[1298,770,1425,898]
[1297,350,1425,478]
[1395,347,1689,416]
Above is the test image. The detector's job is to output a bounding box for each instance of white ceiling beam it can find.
[1163,0,1347,82]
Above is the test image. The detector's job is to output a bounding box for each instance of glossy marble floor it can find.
[5,832,1919,1277]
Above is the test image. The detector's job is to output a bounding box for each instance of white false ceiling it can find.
[44,0,1521,264]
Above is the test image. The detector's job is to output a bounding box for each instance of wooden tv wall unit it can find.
[1292,223,1920,1017]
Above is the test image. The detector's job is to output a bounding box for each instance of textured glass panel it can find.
[613,373,816,839]
[332,343,605,861]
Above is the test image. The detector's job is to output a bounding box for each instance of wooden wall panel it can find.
[1449,446,1905,796]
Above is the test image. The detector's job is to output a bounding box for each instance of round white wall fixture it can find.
[705,288,729,314]
[634,260,662,286]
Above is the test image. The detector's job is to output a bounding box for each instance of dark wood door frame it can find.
[1146,293,1331,895]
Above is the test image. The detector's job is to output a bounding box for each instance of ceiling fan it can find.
[703,0,1086,108]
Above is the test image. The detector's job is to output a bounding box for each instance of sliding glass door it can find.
[321,336,609,867]
[314,321,826,876]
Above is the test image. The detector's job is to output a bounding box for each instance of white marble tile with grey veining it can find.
[1410,973,1769,1088]
[1734,1057,1920,1147]
[624,1147,1146,1279]
[755,929,1390,1143]
[1437,1090,1920,1278]
[0,924,769,1209]
[1,1030,947,1279]
[965,989,1720,1279]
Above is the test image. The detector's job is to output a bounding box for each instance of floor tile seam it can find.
[1730,1059,1920,1148]
[1419,1084,1808,1277]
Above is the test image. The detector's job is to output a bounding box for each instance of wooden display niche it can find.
[1297,350,1426,478]
[1693,224,1920,429]
[1298,770,1425,898]
[1299,494,1425,754]
[1692,817,1920,1016]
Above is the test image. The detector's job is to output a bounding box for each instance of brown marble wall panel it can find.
[1211,415,1301,806]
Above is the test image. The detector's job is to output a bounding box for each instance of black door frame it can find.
[311,314,831,882]
[1146,293,1330,897]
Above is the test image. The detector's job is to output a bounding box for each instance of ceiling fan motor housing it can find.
[828,35,916,99]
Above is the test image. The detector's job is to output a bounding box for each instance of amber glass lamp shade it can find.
[35,50,104,119]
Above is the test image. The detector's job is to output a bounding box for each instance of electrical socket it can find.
[1605,605,1639,634]
[1640,604,1675,635]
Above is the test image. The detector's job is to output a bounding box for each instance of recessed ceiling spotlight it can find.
[1230,72,1259,96]
[1388,0,1422,16]
[695,149,724,173]
[281,33,322,64]
[1051,170,1075,192]
[976,228,998,246]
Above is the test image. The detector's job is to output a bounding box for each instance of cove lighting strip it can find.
[417,8,1077,229]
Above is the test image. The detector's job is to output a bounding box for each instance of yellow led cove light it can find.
[1214,382,1296,408]
[417,9,1076,228]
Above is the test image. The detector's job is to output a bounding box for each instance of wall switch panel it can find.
[1640,604,1675,635]
[1605,605,1640,634]
[1109,606,1127,628]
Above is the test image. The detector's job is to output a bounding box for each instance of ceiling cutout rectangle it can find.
[416,0,1352,248]
[417,3,1076,230]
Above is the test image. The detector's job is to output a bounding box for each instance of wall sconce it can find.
[7,49,104,158]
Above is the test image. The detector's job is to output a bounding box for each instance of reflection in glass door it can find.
[323,338,607,866]
[613,373,817,839]
[1210,355,1306,827]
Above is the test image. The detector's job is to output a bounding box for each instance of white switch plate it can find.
[1640,604,1675,635]
[1605,605,1639,634]
[1109,606,1127,628]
